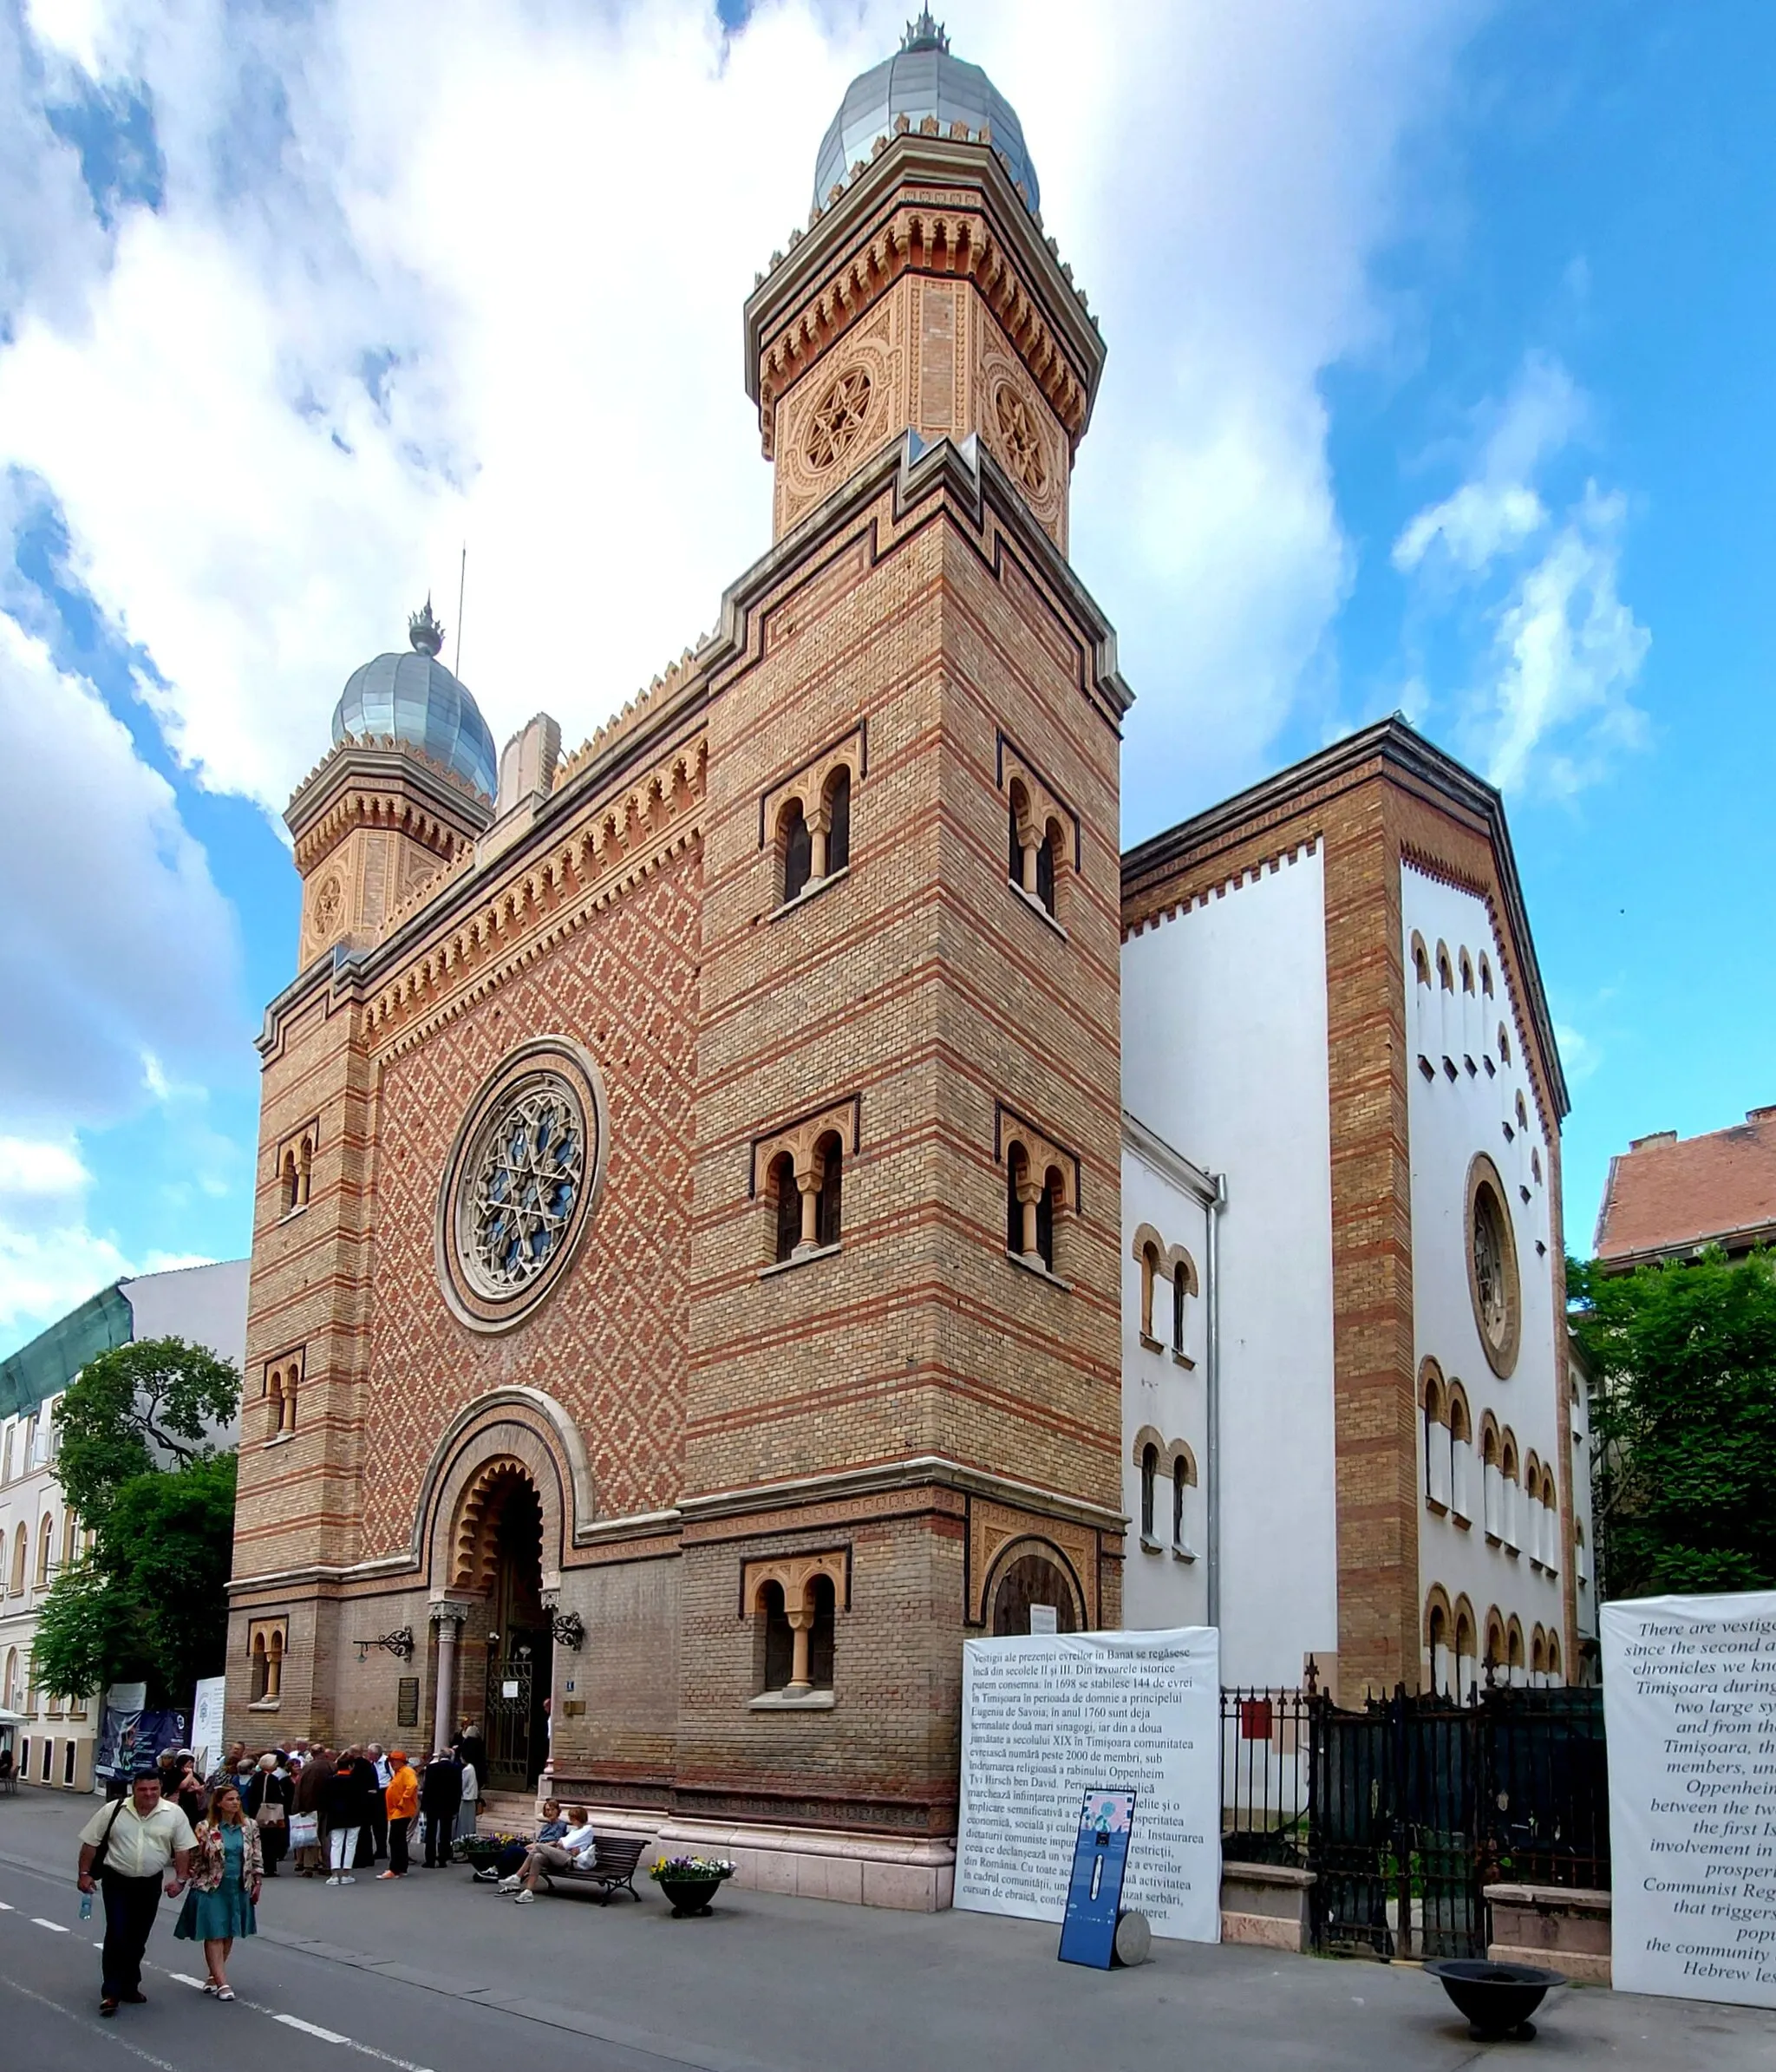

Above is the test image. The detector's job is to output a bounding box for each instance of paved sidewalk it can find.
[3,1783,1773,2069]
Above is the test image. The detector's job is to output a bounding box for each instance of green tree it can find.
[29,1337,240,1708]
[51,1335,240,1530]
[1570,1249,1776,1598]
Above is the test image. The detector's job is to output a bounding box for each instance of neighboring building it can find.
[1592,1107,1776,1270]
[1120,729,1577,1701]
[225,19,1579,1908]
[0,1262,248,1790]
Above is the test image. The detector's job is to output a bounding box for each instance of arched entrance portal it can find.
[989,1547,1081,1637]
[455,1461,552,1793]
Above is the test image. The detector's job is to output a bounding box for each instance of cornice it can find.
[285,735,493,859]
[677,1454,1127,1534]
[1121,717,1569,1119]
[743,130,1105,461]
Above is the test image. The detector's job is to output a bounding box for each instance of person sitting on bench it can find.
[480,1800,569,1883]
[504,1807,595,1900]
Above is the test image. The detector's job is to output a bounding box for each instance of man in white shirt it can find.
[77,1768,197,2016]
[367,1742,392,1861]
[509,1807,596,1900]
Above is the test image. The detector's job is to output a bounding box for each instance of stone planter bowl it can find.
[656,1871,732,1918]
[1424,1958,1565,2041]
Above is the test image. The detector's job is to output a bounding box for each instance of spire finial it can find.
[408,595,446,657]
[901,10,948,54]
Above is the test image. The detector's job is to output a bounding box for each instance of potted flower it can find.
[649,1853,735,1917]
[456,1830,521,1875]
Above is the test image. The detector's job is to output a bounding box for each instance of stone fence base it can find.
[1219,1863,1315,1952]
[1486,1883,1612,1985]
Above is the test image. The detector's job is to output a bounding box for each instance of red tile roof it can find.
[1594,1108,1776,1265]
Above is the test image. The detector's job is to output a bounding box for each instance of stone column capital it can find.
[428,1598,471,1629]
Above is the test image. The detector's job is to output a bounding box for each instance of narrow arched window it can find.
[36,1514,53,1586]
[266,1628,284,1702]
[807,1573,837,1690]
[1006,1146,1029,1258]
[1172,1456,1190,1552]
[1546,1632,1562,1686]
[759,1582,793,1694]
[1172,1263,1188,1356]
[780,798,812,904]
[1459,951,1474,993]
[280,1369,298,1435]
[1138,1241,1160,1342]
[1139,1444,1158,1540]
[824,767,851,875]
[1007,783,1030,890]
[281,1148,300,1215]
[1479,954,1494,997]
[813,1133,842,1250]
[9,1524,25,1596]
[1035,1167,1058,1272]
[1498,1024,1512,1065]
[1412,935,1432,988]
[769,1152,800,1265]
[250,1631,269,1704]
[1035,821,1058,917]
[1437,944,1454,991]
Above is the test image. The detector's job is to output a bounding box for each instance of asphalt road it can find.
[4,1785,1776,2072]
[0,1853,708,2072]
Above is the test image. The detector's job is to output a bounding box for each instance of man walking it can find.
[76,1762,196,2017]
[366,1742,392,1861]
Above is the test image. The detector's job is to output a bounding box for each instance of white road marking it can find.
[170,1971,209,1989]
[29,1917,69,1931]
[0,1972,185,2071]
[0,1900,13,1910]
[278,2012,349,2042]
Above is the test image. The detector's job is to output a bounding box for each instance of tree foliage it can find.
[1570,1249,1776,1598]
[52,1334,239,1529]
[29,1337,240,1708]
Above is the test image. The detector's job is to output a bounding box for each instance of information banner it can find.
[1057,1788,1136,1968]
[191,1676,227,1781]
[1603,1592,1776,2008]
[956,1627,1220,1944]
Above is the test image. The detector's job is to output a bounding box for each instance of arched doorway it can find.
[454,1461,552,1793]
[989,1546,1081,1637]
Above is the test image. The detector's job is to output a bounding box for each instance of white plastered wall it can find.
[121,1258,249,1449]
[1402,866,1565,1686]
[1122,845,1336,1686]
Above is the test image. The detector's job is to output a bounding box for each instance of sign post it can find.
[1057,1789,1136,1968]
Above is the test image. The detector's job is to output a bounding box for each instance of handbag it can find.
[288,1811,319,1850]
[88,1797,128,1878]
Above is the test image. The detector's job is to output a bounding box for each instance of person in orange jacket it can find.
[378,1752,419,1879]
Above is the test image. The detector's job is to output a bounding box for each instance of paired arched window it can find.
[1007,780,1063,920]
[768,1133,843,1263]
[753,1570,837,1696]
[778,764,854,906]
[1133,1430,1197,1559]
[1006,1146,1060,1273]
[1420,1361,1451,1510]
[278,1126,317,1216]
[265,1360,300,1439]
[1133,1226,1197,1360]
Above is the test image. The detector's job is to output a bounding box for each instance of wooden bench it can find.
[540,1831,647,1903]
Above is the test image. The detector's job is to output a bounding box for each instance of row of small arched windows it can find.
[1421,1362,1562,1571]
[7,1508,79,1596]
[1135,1435,1198,1559]
[1426,1588,1564,1698]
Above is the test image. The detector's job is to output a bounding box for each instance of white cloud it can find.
[0,0,1480,833]
[0,1135,89,1205]
[1393,353,1647,794]
[0,610,241,1133]
[1553,1019,1599,1088]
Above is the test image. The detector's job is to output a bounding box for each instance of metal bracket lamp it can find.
[353,1626,416,1664]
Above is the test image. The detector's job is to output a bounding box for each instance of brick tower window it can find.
[780,799,813,904]
[769,1152,800,1265]
[823,767,851,875]
[759,1581,793,1691]
[813,1132,842,1249]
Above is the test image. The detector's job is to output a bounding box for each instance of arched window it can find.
[1006,1144,1030,1258]
[1531,1626,1547,1683]
[1575,1519,1590,1588]
[1540,1467,1559,1573]
[1479,954,1494,997]
[1420,1363,1451,1510]
[1516,1092,1529,1132]
[769,1151,800,1265]
[1498,1023,1512,1065]
[61,1507,76,1568]
[1546,1631,1563,1687]
[1035,820,1059,917]
[757,1581,793,1693]
[1507,1618,1525,1686]
[1447,1386,1473,1524]
[1035,1167,1058,1271]
[1436,943,1454,991]
[1455,1605,1478,1703]
[1006,1146,1058,1271]
[1531,1148,1542,1184]
[281,1147,300,1215]
[1139,1444,1159,1542]
[1481,1418,1504,1541]
[1427,1598,1452,1696]
[1411,933,1432,988]
[813,1131,843,1251]
[1525,1451,1544,1565]
[9,1523,24,1596]
[35,1513,53,1587]
[1172,1261,1190,1356]
[1484,1611,1505,1685]
[1137,1239,1161,1343]
[2,1647,17,1710]
[821,766,851,877]
[250,1630,271,1704]
[1172,1448,1197,1558]
[1459,950,1474,994]
[779,796,813,905]
[1500,1433,1521,1553]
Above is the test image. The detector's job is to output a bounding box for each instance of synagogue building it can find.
[227,20,1581,1906]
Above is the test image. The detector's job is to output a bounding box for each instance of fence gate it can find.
[1305,1687,1608,1961]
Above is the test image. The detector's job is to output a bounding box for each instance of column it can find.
[786,1603,814,1696]
[429,1601,468,1756]
[796,1167,821,1252]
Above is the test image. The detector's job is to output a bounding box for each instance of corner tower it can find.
[745,14,1104,552]
[680,20,1129,1899]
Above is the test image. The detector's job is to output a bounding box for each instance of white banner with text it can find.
[955,1626,1221,1944]
[1603,1592,1776,2008]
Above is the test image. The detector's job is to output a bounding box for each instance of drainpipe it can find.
[1205,1173,1227,1631]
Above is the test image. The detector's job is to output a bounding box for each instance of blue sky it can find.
[0,0,1770,1356]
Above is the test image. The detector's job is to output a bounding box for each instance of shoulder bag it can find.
[87,1796,128,1878]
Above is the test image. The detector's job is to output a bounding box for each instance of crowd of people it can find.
[74,1719,496,2017]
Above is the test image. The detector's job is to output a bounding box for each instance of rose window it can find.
[438,1040,606,1331]
[1465,1157,1521,1377]
[465,1082,584,1294]
[803,367,873,471]
[994,384,1048,495]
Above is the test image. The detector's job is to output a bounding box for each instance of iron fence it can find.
[1218,1679,1610,1960]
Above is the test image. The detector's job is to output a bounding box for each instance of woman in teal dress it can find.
[174,1783,263,2000]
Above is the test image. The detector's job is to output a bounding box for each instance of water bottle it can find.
[80,1891,94,1922]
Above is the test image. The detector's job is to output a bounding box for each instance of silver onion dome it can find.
[330,599,497,800]
[813,12,1039,213]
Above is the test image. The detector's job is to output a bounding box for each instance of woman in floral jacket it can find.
[173,1784,263,1999]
